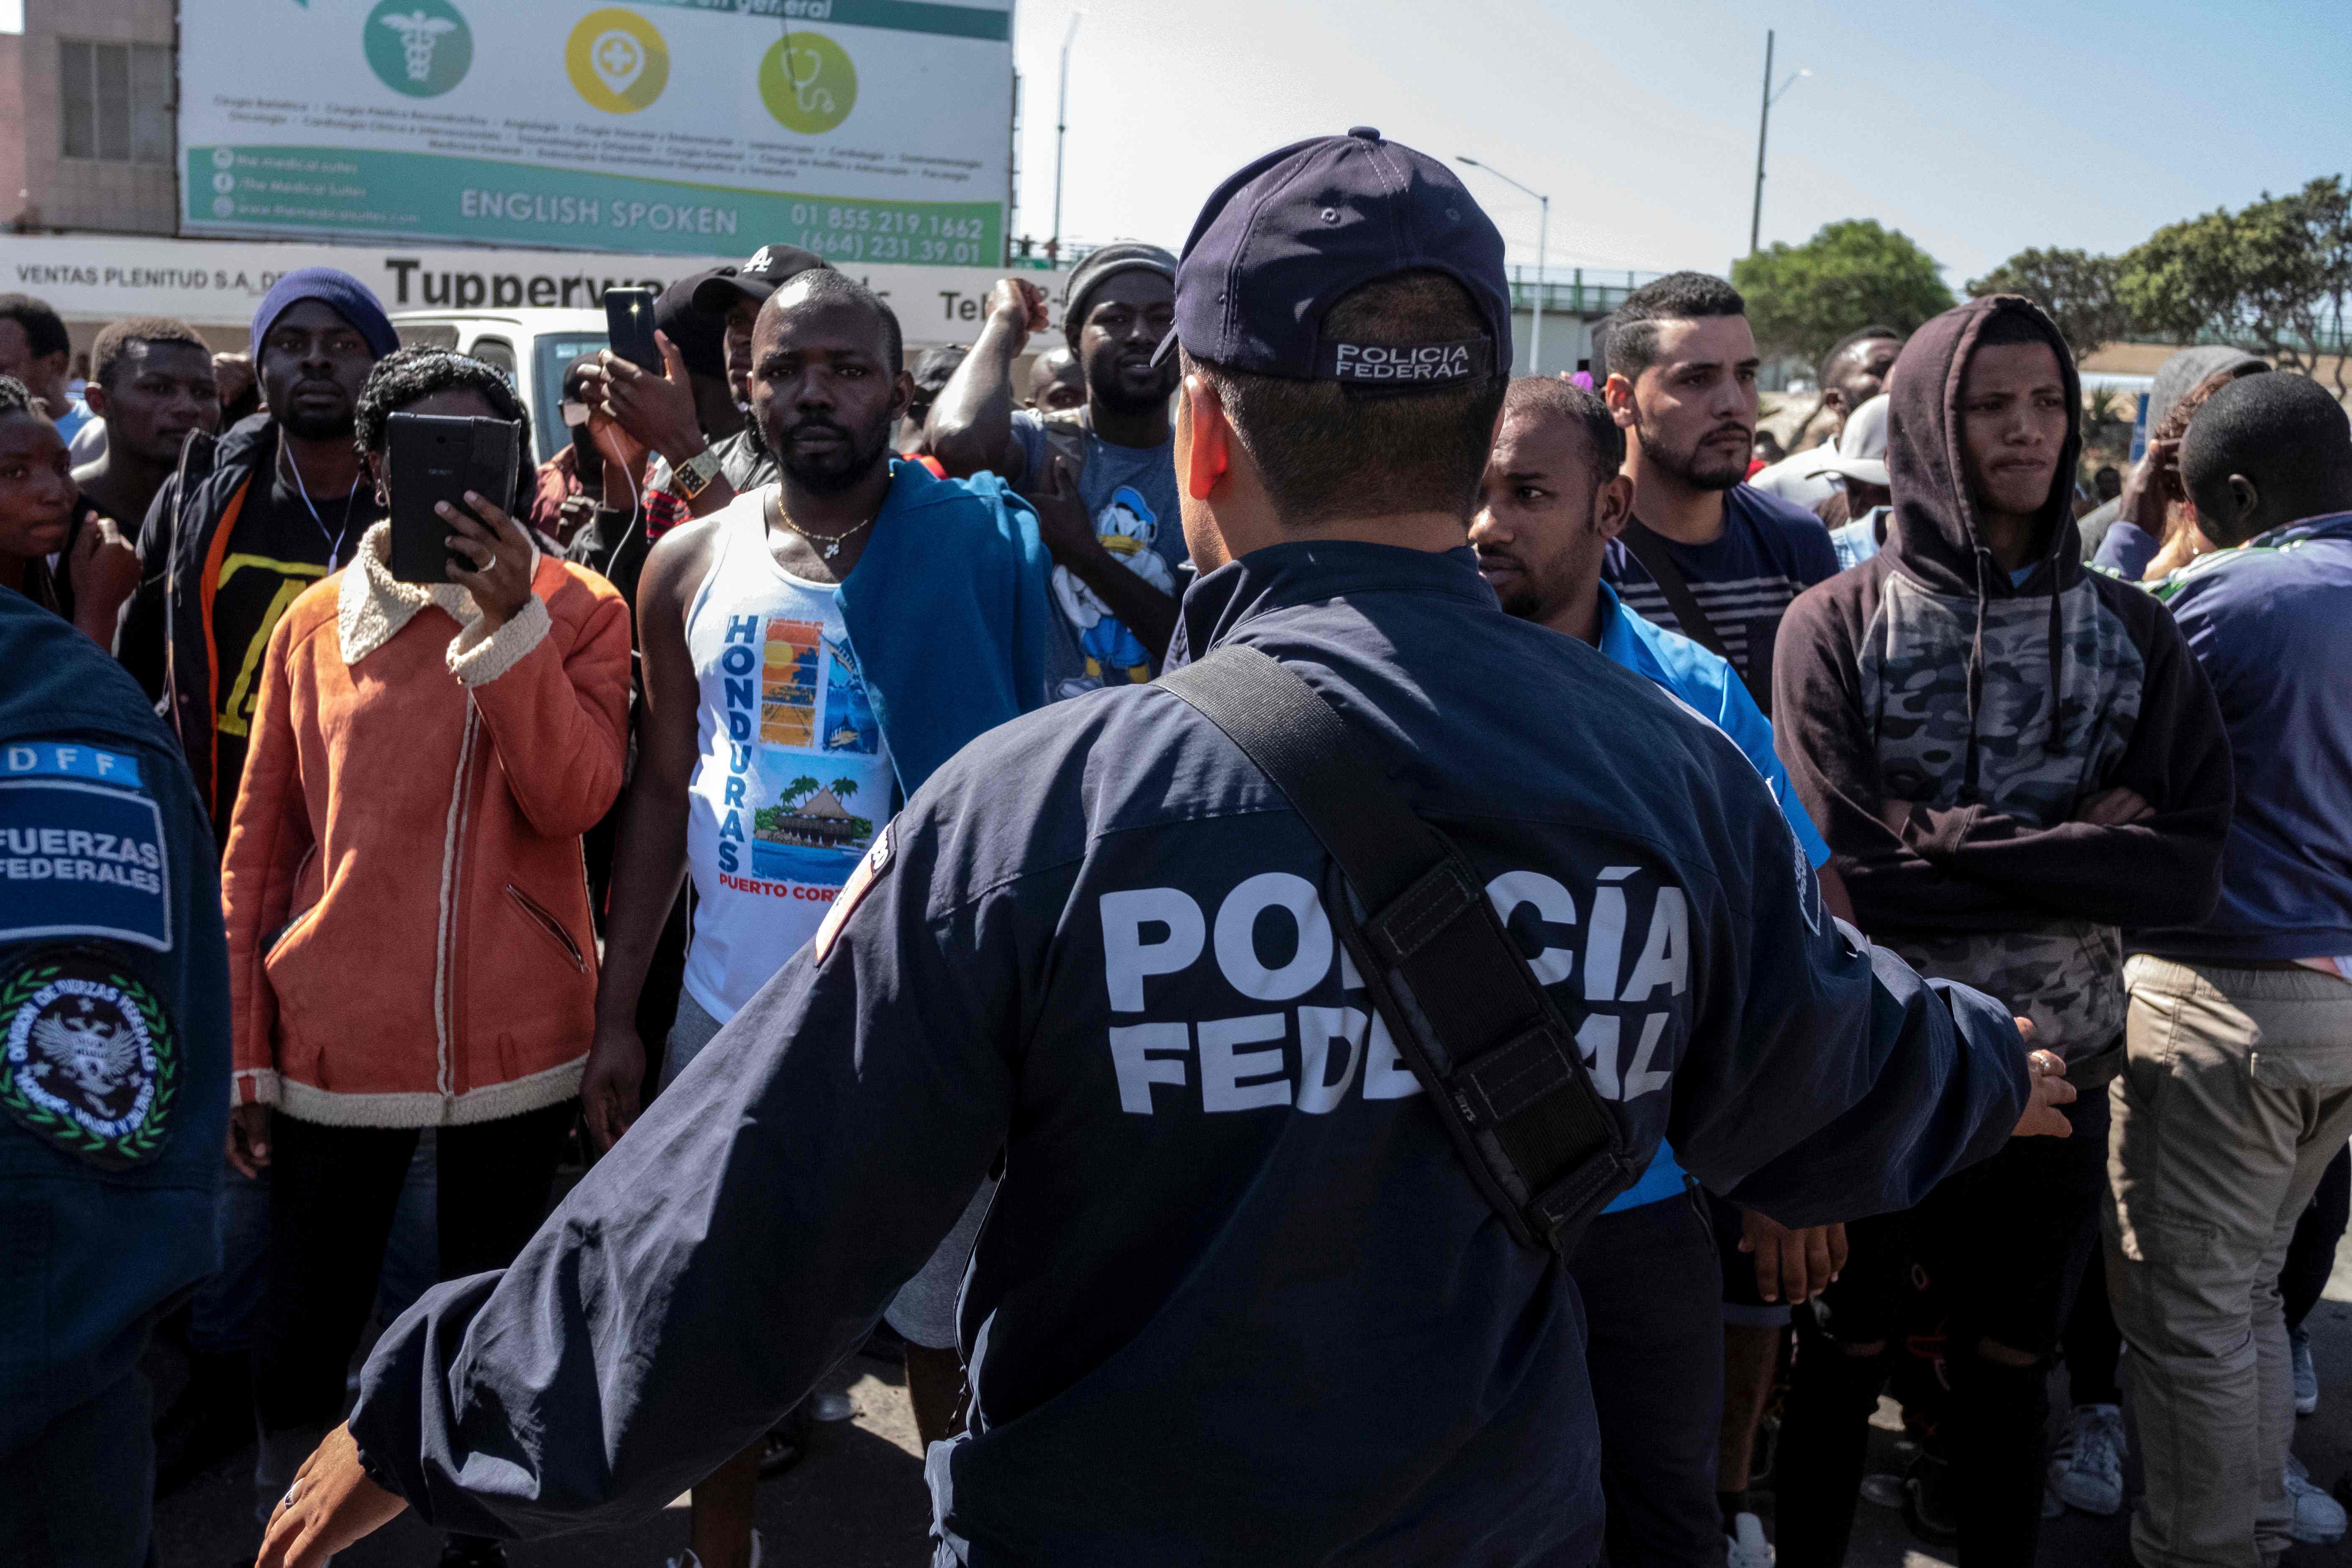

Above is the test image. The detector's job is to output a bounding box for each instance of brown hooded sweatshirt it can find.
[1772,296,2233,1074]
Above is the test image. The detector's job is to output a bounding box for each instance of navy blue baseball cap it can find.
[1152,127,1513,389]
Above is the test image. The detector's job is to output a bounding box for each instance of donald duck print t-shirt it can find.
[1011,412,1189,701]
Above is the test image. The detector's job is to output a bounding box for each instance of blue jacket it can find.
[348,542,2028,1565]
[841,460,1053,800]
[1594,582,1830,1211]
[0,589,229,1454]
[1599,583,1831,872]
[2138,512,2352,961]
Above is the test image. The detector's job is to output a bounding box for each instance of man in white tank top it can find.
[576,269,1050,1568]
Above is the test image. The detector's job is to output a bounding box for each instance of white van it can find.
[388,308,610,463]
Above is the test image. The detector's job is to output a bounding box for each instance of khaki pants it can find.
[2104,955,2352,1568]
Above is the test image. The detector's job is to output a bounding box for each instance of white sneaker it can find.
[2287,1455,2346,1545]
[1725,1511,1774,1567]
[2049,1402,2126,1516]
[2293,1326,2320,1416]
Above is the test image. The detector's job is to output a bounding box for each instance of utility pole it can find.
[1748,32,1807,256]
[1456,157,1551,373]
[1050,11,1081,264]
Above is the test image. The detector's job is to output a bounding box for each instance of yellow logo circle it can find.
[566,8,668,113]
[758,31,856,133]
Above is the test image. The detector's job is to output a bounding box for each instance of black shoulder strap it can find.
[1616,519,1774,716]
[1159,644,1637,1256]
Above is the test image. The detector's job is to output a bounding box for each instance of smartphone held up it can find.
[604,286,662,373]
[386,412,522,585]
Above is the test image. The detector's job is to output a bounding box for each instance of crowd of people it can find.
[3,125,2349,1568]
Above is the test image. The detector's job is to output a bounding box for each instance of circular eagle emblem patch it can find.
[1,946,178,1170]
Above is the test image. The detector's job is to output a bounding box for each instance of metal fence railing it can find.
[1505,265,1671,317]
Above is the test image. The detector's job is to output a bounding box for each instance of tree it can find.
[2118,177,2352,395]
[780,774,819,808]
[1965,248,2134,362]
[2118,207,2255,349]
[1732,220,1955,370]
[827,776,859,803]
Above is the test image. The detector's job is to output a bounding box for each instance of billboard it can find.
[177,0,1012,263]
[2,235,1067,350]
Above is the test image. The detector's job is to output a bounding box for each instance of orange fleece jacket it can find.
[222,523,630,1126]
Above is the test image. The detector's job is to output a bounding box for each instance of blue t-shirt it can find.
[1594,582,1834,1212]
[1603,483,1840,684]
[1008,410,1188,702]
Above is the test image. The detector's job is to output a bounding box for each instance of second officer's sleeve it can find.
[1663,752,2032,1229]
[346,804,1035,1537]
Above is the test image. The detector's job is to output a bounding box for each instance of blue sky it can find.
[1007,0,2352,286]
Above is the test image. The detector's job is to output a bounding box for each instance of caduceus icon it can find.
[379,10,458,82]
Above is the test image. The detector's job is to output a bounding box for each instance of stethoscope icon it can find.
[781,44,834,115]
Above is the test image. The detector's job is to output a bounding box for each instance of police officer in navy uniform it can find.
[0,584,230,1565]
[261,133,2070,1568]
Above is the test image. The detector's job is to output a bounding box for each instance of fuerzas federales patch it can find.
[0,741,172,952]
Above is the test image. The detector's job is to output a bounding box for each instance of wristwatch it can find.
[674,445,726,501]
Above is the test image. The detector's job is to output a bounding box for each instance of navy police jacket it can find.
[350,542,2030,1565]
[1,588,229,1455]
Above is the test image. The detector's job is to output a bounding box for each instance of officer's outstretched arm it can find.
[342,807,1023,1538]
[1664,787,2034,1230]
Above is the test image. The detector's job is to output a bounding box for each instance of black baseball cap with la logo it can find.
[691,243,831,314]
[1151,128,1513,391]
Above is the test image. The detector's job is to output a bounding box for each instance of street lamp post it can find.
[1050,11,1082,263]
[1747,31,1809,255]
[1456,156,1551,373]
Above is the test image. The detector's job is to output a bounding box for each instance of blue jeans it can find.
[190,1133,439,1356]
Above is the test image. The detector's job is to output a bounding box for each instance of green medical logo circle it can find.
[759,32,856,134]
[365,0,473,98]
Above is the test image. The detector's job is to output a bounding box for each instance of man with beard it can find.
[586,248,829,564]
[118,269,396,838]
[1601,273,1838,714]
[928,245,1186,698]
[573,267,1050,1568]
[105,274,394,1501]
[1597,272,1841,1561]
[1472,375,1842,1568]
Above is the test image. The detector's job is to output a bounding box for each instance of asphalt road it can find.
[153,1231,2352,1568]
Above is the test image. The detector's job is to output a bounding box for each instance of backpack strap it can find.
[1616,519,1774,715]
[1158,644,1638,1256]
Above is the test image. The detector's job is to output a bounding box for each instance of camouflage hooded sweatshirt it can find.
[1773,296,2233,1077]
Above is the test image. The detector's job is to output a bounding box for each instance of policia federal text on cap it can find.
[261,130,2070,1568]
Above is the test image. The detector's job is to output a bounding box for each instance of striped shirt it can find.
[1602,483,1840,693]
